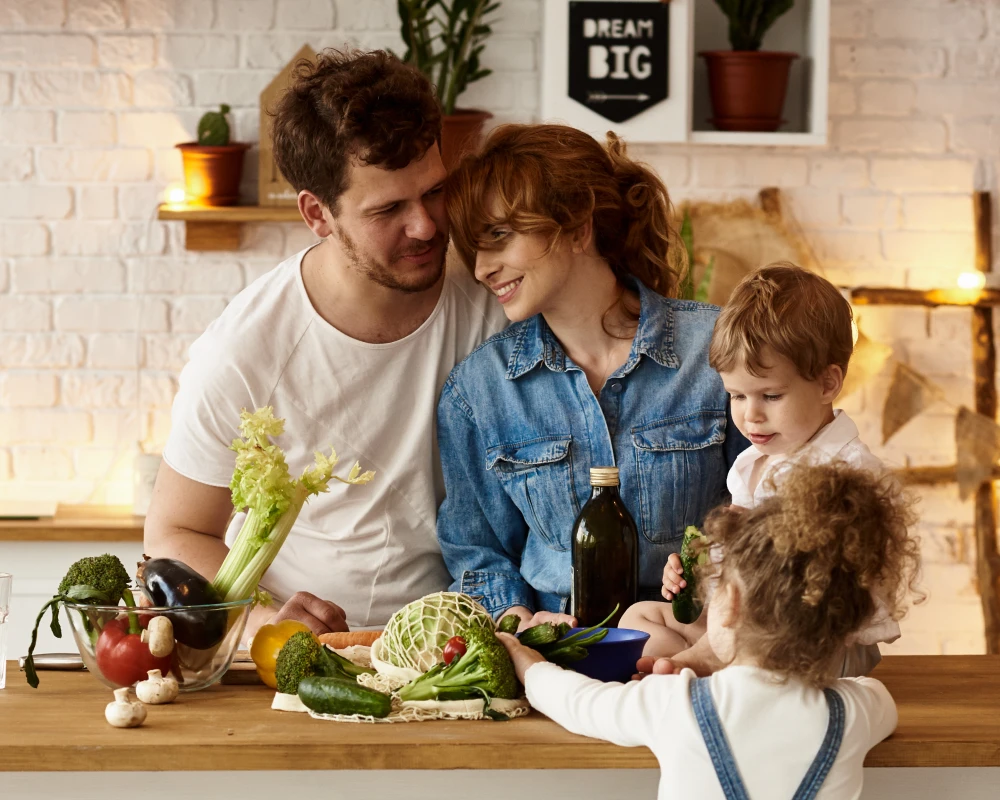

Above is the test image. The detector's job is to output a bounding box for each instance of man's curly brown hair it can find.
[270,48,441,214]
[699,461,922,687]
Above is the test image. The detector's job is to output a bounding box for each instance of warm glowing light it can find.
[957,271,986,290]
[850,318,859,346]
[165,186,187,204]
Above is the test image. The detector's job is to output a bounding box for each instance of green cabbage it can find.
[380,592,495,672]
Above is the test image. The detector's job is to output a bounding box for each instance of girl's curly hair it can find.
[699,460,922,687]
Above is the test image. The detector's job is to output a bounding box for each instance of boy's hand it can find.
[661,553,686,601]
[497,631,546,685]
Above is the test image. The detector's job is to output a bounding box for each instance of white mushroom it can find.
[105,687,147,728]
[140,615,174,658]
[136,669,180,705]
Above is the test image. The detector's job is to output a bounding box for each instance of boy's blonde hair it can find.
[709,263,854,381]
[698,461,922,687]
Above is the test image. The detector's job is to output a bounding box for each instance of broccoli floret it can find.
[274,631,374,694]
[57,553,131,604]
[397,625,519,703]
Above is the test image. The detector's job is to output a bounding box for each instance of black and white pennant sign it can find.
[567,1,669,123]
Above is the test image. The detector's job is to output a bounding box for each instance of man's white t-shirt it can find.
[163,246,507,627]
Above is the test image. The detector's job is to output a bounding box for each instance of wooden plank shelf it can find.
[157,203,302,251]
[850,286,1000,308]
[0,504,144,542]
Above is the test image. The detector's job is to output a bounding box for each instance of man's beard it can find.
[334,223,447,294]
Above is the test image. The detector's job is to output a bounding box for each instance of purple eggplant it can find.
[136,558,226,649]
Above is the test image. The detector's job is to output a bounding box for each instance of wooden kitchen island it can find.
[1,656,997,799]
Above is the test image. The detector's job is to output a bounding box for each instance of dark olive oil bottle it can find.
[571,466,638,627]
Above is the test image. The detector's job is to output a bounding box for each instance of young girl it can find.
[500,461,920,800]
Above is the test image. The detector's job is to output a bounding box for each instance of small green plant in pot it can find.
[700,1,797,132]
[176,104,251,206]
[396,0,500,169]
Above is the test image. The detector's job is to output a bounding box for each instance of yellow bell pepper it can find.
[250,620,313,688]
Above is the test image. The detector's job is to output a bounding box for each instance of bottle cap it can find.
[589,466,620,486]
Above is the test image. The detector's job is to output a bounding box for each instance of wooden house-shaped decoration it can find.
[259,44,316,207]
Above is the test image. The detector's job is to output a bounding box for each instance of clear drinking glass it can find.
[0,573,11,690]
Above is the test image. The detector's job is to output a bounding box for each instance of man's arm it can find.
[143,462,348,641]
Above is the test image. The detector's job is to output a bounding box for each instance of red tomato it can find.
[442,635,467,666]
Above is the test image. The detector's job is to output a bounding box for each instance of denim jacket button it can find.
[611,382,623,393]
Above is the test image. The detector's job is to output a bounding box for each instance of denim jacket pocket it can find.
[631,412,727,545]
[486,435,579,552]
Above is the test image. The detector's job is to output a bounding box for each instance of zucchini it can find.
[497,614,520,635]
[672,526,706,625]
[518,621,560,648]
[297,676,392,718]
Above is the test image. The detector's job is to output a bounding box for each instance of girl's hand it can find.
[661,553,686,601]
[631,655,681,681]
[497,632,547,684]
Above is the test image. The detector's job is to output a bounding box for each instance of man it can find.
[144,49,506,641]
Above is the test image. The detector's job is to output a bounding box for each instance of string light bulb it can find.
[957,271,986,290]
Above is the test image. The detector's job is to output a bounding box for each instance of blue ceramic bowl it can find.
[563,627,650,683]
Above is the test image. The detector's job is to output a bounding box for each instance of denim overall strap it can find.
[690,677,751,800]
[690,679,846,800]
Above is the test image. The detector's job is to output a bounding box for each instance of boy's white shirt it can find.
[525,661,897,800]
[726,409,900,646]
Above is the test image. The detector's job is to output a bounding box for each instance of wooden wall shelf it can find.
[157,204,301,251]
[0,504,144,542]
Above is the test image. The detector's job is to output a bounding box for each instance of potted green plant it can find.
[176,105,251,206]
[397,0,500,169]
[700,1,797,132]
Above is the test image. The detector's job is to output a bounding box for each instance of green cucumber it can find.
[497,614,520,635]
[297,676,392,718]
[672,526,706,625]
[518,621,560,647]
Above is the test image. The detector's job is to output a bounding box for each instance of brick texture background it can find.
[1,0,998,654]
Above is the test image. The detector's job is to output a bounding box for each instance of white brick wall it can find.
[0,0,996,654]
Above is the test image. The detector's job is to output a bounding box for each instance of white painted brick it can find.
[870,159,975,192]
[143,409,173,450]
[493,1,542,33]
[0,297,51,331]
[98,34,156,69]
[0,35,95,68]
[143,333,196,370]
[0,0,65,27]
[13,258,126,293]
[77,185,119,220]
[215,0,275,30]
[0,73,11,105]
[0,186,72,221]
[238,223,286,256]
[454,72,516,112]
[516,74,539,114]
[0,410,92,445]
[160,36,239,69]
[73,447,121,481]
[69,0,127,30]
[49,222,160,258]
[0,334,85,368]
[118,112,193,148]
[854,306,929,341]
[169,297,229,333]
[62,372,137,408]
[276,0,335,29]
[337,0,396,30]
[58,111,117,145]
[903,195,975,232]
[858,81,916,116]
[940,635,985,656]
[87,333,142,369]
[128,0,214,29]
[193,71,273,109]
[0,146,33,181]
[0,372,58,407]
[0,223,49,256]
[872,7,985,42]
[906,265,980,291]
[808,156,867,188]
[0,260,6,292]
[90,409,136,447]
[485,36,537,72]
[118,185,166,221]
[242,33,341,69]
[929,306,974,348]
[917,81,1000,117]
[833,44,946,78]
[0,110,55,144]
[884,231,975,268]
[630,150,689,188]
[11,447,74,480]
[827,81,857,116]
[17,72,132,109]
[693,154,807,188]
[227,108,260,144]
[952,44,1000,80]
[810,231,884,264]
[781,189,842,229]
[55,296,169,333]
[0,449,10,480]
[841,194,901,230]
[134,71,193,107]
[830,5,869,39]
[141,374,178,409]
[119,222,169,257]
[836,119,946,153]
[917,522,975,566]
[134,257,244,294]
[38,149,151,182]
[948,119,999,155]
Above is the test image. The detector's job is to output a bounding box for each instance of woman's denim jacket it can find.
[436,281,749,617]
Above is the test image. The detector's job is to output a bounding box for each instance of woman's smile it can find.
[493,277,523,303]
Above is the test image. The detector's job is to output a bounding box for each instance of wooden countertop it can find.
[0,505,144,542]
[0,655,996,771]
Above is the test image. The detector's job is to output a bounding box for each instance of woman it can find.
[436,124,747,630]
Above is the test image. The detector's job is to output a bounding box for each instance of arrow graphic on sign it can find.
[587,91,651,103]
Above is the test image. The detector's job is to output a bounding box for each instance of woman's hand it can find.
[502,606,577,633]
[497,632,547,684]
[661,553,686,601]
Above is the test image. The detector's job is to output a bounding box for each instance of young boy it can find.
[620,262,898,677]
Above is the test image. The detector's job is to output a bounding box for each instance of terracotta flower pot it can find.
[176,142,251,206]
[440,109,493,172]
[700,51,798,132]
